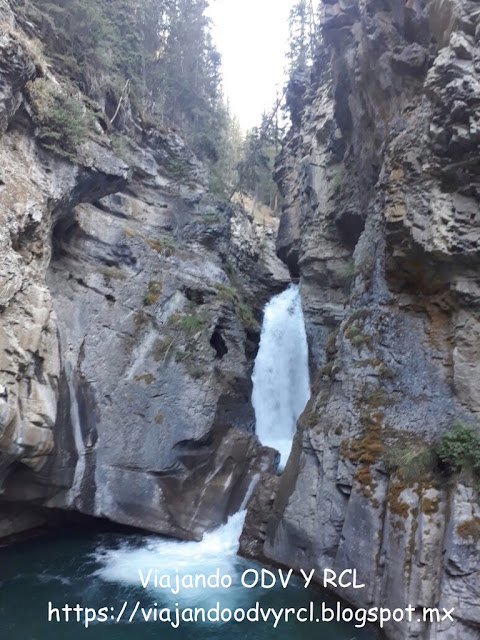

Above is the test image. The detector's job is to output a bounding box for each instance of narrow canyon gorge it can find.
[0,1,479,639]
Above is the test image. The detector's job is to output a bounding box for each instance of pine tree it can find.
[234,103,283,213]
[23,0,241,194]
[287,0,318,76]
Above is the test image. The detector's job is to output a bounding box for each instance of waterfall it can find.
[252,284,310,468]
[96,285,310,599]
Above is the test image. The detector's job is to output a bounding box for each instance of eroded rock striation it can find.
[0,1,287,541]
[242,1,480,639]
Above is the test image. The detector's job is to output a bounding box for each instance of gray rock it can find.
[243,1,480,639]
[0,17,286,540]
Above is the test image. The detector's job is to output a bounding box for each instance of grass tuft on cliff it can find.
[168,312,206,335]
[28,78,95,159]
[385,421,480,489]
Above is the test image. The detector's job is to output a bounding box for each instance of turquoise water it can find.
[0,527,378,640]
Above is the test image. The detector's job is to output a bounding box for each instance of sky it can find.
[207,0,293,131]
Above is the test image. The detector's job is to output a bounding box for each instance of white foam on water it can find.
[95,511,251,608]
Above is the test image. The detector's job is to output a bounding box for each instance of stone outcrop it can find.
[0,2,285,541]
[242,1,480,639]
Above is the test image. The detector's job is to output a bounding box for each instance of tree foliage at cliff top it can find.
[287,0,318,75]
[17,0,240,195]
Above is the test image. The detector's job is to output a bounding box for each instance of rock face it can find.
[0,3,285,541]
[242,1,480,639]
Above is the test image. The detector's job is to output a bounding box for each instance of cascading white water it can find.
[96,511,249,608]
[252,284,310,468]
[96,285,310,603]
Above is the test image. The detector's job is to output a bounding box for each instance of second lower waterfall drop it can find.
[252,284,311,469]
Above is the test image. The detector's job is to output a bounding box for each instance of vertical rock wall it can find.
[0,2,288,541]
[242,1,480,638]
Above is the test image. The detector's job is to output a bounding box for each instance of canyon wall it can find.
[0,1,287,541]
[242,1,480,639]
[1,0,479,637]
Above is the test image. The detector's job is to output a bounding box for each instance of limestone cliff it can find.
[0,1,288,541]
[242,1,480,639]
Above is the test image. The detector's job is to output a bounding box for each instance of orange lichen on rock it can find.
[388,480,410,519]
[456,517,480,543]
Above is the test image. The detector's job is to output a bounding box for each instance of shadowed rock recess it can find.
[0,1,289,542]
[240,1,480,639]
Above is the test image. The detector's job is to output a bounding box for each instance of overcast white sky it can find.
[207,0,293,131]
